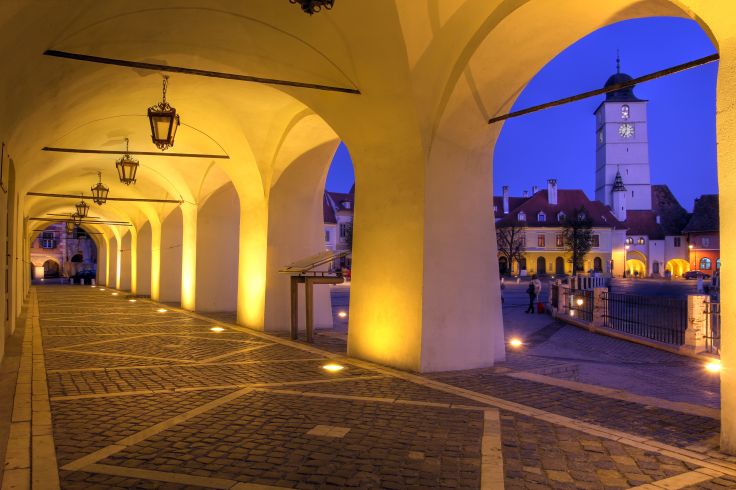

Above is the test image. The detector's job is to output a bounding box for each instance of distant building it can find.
[30,223,97,279]
[683,194,720,274]
[323,185,354,268]
[495,61,713,278]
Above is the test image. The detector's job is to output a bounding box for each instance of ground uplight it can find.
[509,338,523,348]
[128,299,137,303]
[322,363,344,372]
[705,360,721,373]
[99,288,105,291]
[337,311,347,318]
[210,326,225,332]
[111,292,118,296]
[157,308,168,313]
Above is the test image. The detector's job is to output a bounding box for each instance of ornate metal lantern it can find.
[290,0,334,14]
[91,171,109,205]
[147,76,180,151]
[116,138,139,185]
[71,213,83,226]
[75,199,89,218]
[65,221,74,234]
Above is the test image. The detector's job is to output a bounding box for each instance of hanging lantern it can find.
[65,221,74,234]
[290,0,334,14]
[116,138,139,185]
[75,199,89,218]
[147,75,180,151]
[91,171,109,205]
[71,213,83,226]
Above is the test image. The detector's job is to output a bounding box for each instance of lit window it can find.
[716,258,721,270]
[537,235,545,247]
[621,104,630,119]
[674,237,681,247]
[538,212,546,222]
[518,212,526,221]
[700,257,712,270]
[592,235,600,248]
[637,237,645,245]
[556,234,563,247]
[625,237,633,245]
[325,230,330,242]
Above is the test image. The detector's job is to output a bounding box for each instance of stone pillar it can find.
[180,203,197,310]
[592,287,608,328]
[684,294,708,352]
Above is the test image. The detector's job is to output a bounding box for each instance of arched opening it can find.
[160,207,183,305]
[196,183,239,313]
[594,257,603,273]
[555,256,565,275]
[43,259,59,278]
[137,222,152,297]
[666,258,690,277]
[536,256,546,276]
[498,256,509,275]
[626,250,648,277]
[70,254,83,263]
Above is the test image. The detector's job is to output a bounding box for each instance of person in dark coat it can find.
[525,278,536,313]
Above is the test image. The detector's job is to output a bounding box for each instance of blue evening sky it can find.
[326,17,718,211]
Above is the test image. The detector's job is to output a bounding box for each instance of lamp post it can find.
[624,244,630,278]
[689,243,696,272]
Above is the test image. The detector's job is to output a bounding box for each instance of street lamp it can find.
[689,243,696,271]
[290,0,334,14]
[71,213,83,226]
[90,171,109,205]
[147,76,180,151]
[116,138,139,185]
[75,199,89,219]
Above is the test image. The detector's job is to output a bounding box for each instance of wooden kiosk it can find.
[279,250,348,342]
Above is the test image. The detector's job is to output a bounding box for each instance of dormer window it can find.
[577,212,586,220]
[557,212,566,222]
[518,212,526,222]
[342,201,351,209]
[537,212,546,222]
[637,237,645,245]
[625,237,633,244]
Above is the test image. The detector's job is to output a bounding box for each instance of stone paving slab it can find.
[99,391,484,489]
[430,370,721,449]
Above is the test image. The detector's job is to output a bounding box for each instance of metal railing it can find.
[601,292,687,345]
[568,289,593,322]
[704,301,721,355]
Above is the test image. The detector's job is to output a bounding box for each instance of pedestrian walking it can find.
[531,274,542,313]
[696,273,704,293]
[525,279,536,313]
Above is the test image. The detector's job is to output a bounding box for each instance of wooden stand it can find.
[290,275,344,342]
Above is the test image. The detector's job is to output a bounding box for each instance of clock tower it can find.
[594,58,652,211]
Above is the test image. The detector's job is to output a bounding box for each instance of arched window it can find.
[557,211,566,222]
[717,258,721,270]
[700,257,712,270]
[637,237,645,245]
[518,211,526,221]
[625,237,633,245]
[537,212,546,222]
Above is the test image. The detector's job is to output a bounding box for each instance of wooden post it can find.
[305,277,314,343]
[290,276,299,340]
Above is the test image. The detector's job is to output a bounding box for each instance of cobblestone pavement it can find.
[4,285,736,489]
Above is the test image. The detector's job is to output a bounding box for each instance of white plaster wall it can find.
[195,183,239,312]
[108,236,118,288]
[160,208,183,304]
[137,222,152,297]
[119,231,132,291]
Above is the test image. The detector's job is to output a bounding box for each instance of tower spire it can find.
[616,49,620,74]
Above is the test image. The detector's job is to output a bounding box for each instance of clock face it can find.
[618,123,634,138]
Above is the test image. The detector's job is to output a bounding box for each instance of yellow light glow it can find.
[705,361,721,373]
[129,299,137,303]
[322,363,344,372]
[210,326,225,332]
[570,310,575,316]
[157,308,168,313]
[576,298,584,306]
[99,288,105,291]
[509,338,523,348]
[111,292,118,296]
[91,285,96,288]
[338,311,348,318]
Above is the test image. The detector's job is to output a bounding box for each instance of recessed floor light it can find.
[210,326,225,332]
[111,292,118,296]
[705,361,721,373]
[337,311,347,318]
[157,308,168,313]
[129,299,137,303]
[322,363,344,372]
[99,288,105,291]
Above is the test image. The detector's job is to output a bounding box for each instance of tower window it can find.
[631,191,634,197]
[518,212,526,221]
[537,212,546,222]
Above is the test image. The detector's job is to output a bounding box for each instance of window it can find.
[518,211,526,221]
[717,258,721,270]
[520,236,526,248]
[621,104,630,119]
[537,212,546,222]
[556,234,563,247]
[700,257,712,270]
[702,237,711,247]
[625,237,633,245]
[493,205,497,213]
[537,235,545,247]
[325,230,330,242]
[40,231,55,249]
[339,223,350,239]
[674,237,681,247]
[631,191,634,197]
[637,237,645,245]
[557,211,566,222]
[592,235,600,248]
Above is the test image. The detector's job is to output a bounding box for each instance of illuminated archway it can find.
[666,258,690,277]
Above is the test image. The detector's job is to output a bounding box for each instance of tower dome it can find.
[604,55,643,102]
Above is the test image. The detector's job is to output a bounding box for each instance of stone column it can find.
[684,294,708,352]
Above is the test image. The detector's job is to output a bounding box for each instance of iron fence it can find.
[568,289,593,322]
[601,292,687,345]
[704,301,721,355]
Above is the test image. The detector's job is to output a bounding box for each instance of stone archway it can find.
[555,256,565,275]
[666,258,690,277]
[536,256,546,276]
